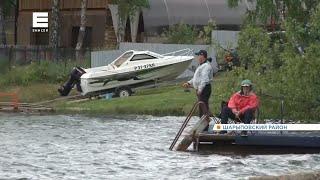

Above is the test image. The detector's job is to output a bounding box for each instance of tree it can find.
[75,0,87,61]
[0,1,6,45]
[111,0,149,42]
[228,0,320,28]
[0,0,16,45]
[112,0,149,20]
[50,0,60,61]
[226,0,320,120]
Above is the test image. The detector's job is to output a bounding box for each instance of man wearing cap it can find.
[220,79,259,135]
[183,50,213,118]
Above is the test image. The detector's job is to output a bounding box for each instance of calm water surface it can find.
[0,114,319,180]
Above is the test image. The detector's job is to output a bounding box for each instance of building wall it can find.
[17,0,111,48]
[19,0,110,10]
[17,11,32,45]
[60,10,107,48]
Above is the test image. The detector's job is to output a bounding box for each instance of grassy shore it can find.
[57,85,199,116]
[0,72,300,121]
[1,83,61,103]
[55,75,283,120]
[0,58,317,120]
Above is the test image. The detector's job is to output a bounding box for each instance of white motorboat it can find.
[58,49,194,97]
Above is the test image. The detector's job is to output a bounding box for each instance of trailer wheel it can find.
[116,87,132,97]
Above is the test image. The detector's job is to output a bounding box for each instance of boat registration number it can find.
[134,63,156,70]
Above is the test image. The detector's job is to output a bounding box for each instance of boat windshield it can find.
[114,52,133,67]
[131,54,157,61]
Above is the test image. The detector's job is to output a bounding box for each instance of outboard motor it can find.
[58,67,86,96]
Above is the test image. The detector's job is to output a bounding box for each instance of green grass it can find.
[57,85,198,116]
[0,70,310,121]
[0,60,90,87]
[0,60,87,103]
[56,74,283,119]
[0,83,63,103]
[0,59,10,74]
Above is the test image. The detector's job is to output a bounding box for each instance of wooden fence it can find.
[0,45,91,73]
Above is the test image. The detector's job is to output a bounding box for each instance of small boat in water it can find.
[58,49,194,97]
[194,131,320,155]
[170,102,320,155]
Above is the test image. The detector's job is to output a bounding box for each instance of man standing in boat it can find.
[183,50,214,118]
[220,79,259,135]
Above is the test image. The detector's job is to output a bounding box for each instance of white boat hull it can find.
[80,58,192,95]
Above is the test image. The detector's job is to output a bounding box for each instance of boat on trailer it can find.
[170,102,320,155]
[58,49,194,97]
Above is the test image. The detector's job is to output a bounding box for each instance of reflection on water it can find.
[0,114,319,180]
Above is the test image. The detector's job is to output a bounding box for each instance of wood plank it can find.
[31,94,83,105]
[19,0,31,10]
[40,0,51,10]
[0,104,46,108]
[20,0,108,10]
[0,108,21,113]
[20,0,50,10]
[198,143,320,155]
[0,102,44,106]
[62,0,107,9]
[235,135,320,148]
[175,115,210,151]
[63,0,80,9]
[65,98,91,104]
[22,107,54,111]
[87,0,108,9]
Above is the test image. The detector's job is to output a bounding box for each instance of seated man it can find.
[220,79,259,135]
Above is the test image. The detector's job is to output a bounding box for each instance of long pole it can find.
[169,102,199,150]
[280,99,284,124]
[280,98,284,135]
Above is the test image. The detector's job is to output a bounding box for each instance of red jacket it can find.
[228,91,259,114]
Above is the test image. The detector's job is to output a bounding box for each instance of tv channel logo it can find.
[32,12,49,33]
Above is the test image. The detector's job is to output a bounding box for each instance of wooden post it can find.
[12,93,18,110]
[8,46,13,71]
[24,46,27,64]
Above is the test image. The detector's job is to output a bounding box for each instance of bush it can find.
[237,25,272,70]
[227,18,320,120]
[0,59,10,74]
[163,22,198,44]
[0,60,90,86]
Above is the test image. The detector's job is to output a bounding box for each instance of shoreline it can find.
[2,108,317,124]
[0,74,317,121]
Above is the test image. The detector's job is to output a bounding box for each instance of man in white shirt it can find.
[183,50,213,118]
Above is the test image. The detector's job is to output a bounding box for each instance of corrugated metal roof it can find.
[142,0,247,29]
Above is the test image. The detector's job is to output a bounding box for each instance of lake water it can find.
[0,114,319,180]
